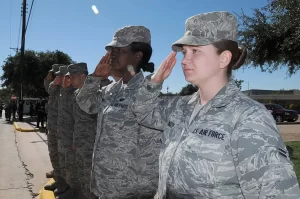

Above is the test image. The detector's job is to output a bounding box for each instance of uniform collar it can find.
[187,80,239,108]
[103,72,144,102]
[115,71,144,90]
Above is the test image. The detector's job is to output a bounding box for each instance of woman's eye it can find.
[181,51,186,55]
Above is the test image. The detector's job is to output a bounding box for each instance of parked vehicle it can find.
[18,98,40,115]
[264,103,299,123]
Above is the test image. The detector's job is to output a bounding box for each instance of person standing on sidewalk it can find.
[44,64,61,178]
[0,104,3,118]
[55,65,80,199]
[11,101,17,120]
[68,63,111,199]
[76,26,162,198]
[44,64,58,94]
[17,100,24,121]
[44,64,68,193]
[44,64,60,179]
[35,98,45,128]
[5,102,11,121]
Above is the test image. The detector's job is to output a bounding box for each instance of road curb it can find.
[39,178,55,199]
[13,122,40,132]
[13,122,21,131]
[277,122,300,125]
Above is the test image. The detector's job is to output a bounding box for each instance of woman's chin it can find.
[184,75,195,84]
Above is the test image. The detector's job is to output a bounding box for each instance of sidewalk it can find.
[0,120,32,199]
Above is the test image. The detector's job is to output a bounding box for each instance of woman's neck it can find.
[113,70,135,84]
[197,77,228,105]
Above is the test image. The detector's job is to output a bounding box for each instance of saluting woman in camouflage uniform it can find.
[132,11,300,198]
[76,26,162,198]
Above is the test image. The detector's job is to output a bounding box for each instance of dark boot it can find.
[44,180,58,191]
[55,188,81,199]
[46,170,54,178]
[54,176,69,195]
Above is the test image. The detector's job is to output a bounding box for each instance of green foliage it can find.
[0,87,14,103]
[238,0,300,75]
[286,142,300,183]
[179,84,198,96]
[1,50,74,98]
[234,79,244,90]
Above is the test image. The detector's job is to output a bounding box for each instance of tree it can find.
[234,79,244,90]
[238,0,300,75]
[1,50,74,98]
[0,87,14,103]
[179,84,198,96]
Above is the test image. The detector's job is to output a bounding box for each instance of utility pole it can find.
[247,81,250,96]
[20,0,27,101]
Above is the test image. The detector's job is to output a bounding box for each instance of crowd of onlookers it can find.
[0,99,48,128]
[0,101,20,121]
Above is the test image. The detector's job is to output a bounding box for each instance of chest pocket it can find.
[183,133,226,162]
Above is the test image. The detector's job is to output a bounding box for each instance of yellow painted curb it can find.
[13,122,40,132]
[13,122,21,131]
[20,128,40,132]
[39,178,55,199]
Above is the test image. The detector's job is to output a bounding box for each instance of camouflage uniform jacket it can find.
[76,72,162,198]
[44,79,51,93]
[73,89,97,158]
[132,76,300,199]
[57,86,76,148]
[47,82,60,133]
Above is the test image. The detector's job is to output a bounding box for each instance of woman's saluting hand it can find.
[151,52,177,84]
[93,52,112,79]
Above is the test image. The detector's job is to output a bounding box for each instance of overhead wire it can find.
[17,5,22,53]
[25,0,36,35]
[9,0,12,56]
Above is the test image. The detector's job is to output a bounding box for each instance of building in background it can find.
[242,89,300,112]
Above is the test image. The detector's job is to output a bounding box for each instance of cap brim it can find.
[105,40,129,51]
[65,72,70,76]
[55,71,62,75]
[171,36,212,52]
[49,69,54,72]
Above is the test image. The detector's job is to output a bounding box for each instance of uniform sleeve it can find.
[48,82,60,96]
[76,76,111,115]
[44,79,51,93]
[230,107,300,198]
[132,75,178,131]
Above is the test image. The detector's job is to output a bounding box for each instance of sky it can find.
[0,0,299,93]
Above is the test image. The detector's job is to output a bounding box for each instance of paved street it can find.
[0,116,52,199]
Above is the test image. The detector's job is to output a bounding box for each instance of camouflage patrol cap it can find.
[66,63,88,76]
[105,26,151,51]
[49,64,62,73]
[55,65,68,76]
[172,11,238,52]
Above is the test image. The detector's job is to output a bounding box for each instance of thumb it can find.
[127,65,136,76]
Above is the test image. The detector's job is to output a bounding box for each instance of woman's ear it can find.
[219,50,232,69]
[135,51,143,63]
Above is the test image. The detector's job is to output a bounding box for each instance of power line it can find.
[9,0,12,56]
[17,9,22,51]
[25,0,35,34]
